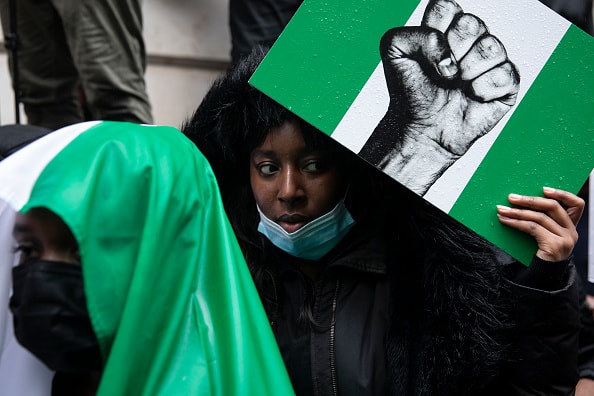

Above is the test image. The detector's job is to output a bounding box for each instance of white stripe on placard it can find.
[331,0,570,212]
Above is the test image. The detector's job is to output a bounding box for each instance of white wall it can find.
[143,0,230,128]
[0,0,231,128]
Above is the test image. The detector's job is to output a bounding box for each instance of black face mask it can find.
[9,260,103,373]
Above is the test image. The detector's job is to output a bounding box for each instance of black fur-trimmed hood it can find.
[385,223,513,395]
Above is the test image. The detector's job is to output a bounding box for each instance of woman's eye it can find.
[259,164,278,175]
[12,244,40,263]
[303,161,326,172]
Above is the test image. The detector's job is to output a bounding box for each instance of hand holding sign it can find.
[360,0,520,196]
[498,187,584,261]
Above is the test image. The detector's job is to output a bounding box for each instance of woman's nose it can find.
[278,169,305,203]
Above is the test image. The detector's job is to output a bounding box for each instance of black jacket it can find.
[264,219,583,395]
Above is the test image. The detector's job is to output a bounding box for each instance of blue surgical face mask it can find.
[257,199,356,261]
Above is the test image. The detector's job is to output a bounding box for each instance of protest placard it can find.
[250,0,594,264]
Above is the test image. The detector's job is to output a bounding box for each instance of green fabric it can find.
[23,122,294,395]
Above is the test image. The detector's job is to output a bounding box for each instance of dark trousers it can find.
[0,0,153,130]
[229,0,303,64]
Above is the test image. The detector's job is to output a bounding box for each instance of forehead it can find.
[15,207,58,227]
[13,208,75,242]
[258,121,305,149]
[253,121,335,161]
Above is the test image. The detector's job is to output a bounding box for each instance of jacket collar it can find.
[274,220,388,278]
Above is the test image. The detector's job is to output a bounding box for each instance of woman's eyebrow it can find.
[251,149,279,159]
[251,148,274,156]
[12,223,33,237]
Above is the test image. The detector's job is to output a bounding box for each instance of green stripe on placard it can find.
[449,25,594,265]
[250,0,420,135]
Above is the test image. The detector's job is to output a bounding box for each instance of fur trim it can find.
[386,218,513,395]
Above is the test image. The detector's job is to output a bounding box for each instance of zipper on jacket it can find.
[269,273,279,329]
[329,279,340,396]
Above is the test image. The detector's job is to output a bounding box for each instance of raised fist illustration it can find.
[359,0,520,195]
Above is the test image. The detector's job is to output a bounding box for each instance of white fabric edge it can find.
[0,121,100,211]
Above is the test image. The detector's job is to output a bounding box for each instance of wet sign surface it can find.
[250,0,594,264]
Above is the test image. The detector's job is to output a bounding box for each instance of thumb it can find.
[380,26,458,90]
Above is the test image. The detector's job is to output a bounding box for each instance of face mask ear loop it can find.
[342,182,350,199]
[341,182,352,212]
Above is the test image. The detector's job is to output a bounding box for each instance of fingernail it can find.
[438,55,458,77]
[508,194,522,200]
[497,204,511,212]
[543,186,555,193]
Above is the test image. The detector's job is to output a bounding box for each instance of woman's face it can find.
[250,120,347,233]
[13,208,80,265]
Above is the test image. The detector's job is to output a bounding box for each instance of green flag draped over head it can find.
[0,121,294,395]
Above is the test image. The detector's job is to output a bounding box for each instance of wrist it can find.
[380,131,458,195]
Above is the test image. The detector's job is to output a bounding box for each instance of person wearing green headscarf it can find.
[0,121,294,395]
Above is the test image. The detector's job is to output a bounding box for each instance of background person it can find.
[229,0,303,64]
[0,124,50,160]
[0,0,153,130]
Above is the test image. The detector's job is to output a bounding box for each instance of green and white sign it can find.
[251,0,594,264]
